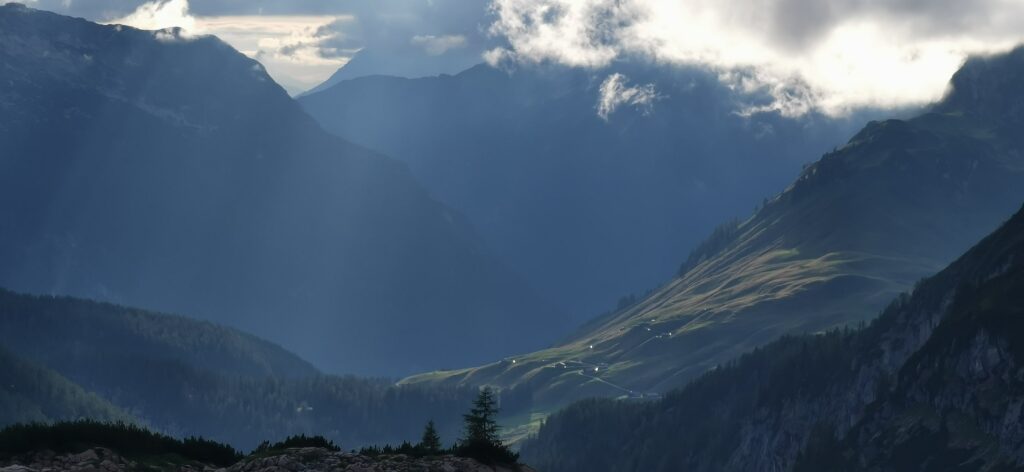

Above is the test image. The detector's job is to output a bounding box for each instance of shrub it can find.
[0,420,241,467]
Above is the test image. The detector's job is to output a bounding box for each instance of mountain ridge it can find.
[299,61,879,320]
[521,200,1024,471]
[0,4,566,376]
[401,45,1024,420]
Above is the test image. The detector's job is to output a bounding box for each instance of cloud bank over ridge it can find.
[487,0,1024,114]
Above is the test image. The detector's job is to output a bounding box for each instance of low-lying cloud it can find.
[487,0,1024,115]
[411,35,469,56]
[597,73,661,121]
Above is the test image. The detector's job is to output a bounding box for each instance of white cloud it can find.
[596,73,661,121]
[108,0,352,93]
[112,0,194,31]
[488,0,1024,115]
[410,34,468,56]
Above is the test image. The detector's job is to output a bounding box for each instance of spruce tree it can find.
[457,387,518,464]
[419,420,442,455]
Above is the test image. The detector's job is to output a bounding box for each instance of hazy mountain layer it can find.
[402,47,1024,419]
[0,347,132,426]
[0,4,565,376]
[300,63,880,319]
[0,288,476,450]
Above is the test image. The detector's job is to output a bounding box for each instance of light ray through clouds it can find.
[487,0,1024,115]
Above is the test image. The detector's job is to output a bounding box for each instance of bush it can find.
[252,434,340,454]
[0,420,241,467]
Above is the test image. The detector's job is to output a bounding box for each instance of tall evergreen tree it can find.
[457,388,518,464]
[419,420,442,455]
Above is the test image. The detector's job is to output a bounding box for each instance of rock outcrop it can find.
[0,448,535,472]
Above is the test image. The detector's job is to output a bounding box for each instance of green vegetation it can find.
[0,289,478,450]
[253,434,340,454]
[0,347,131,425]
[419,420,442,455]
[455,388,518,464]
[355,390,519,465]
[0,288,317,381]
[401,46,1024,443]
[0,421,241,467]
[520,202,1024,471]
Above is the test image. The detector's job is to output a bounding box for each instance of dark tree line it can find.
[359,387,519,465]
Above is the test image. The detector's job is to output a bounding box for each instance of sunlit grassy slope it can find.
[404,48,1024,436]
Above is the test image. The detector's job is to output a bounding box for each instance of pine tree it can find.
[456,387,518,464]
[419,420,442,455]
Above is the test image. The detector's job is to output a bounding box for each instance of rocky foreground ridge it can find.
[0,447,535,472]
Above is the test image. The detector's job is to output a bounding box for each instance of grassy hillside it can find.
[521,201,1024,471]
[403,46,1024,426]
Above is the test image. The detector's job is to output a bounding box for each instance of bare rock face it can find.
[1,448,536,472]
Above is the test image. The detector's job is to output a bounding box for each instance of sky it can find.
[13,0,1024,111]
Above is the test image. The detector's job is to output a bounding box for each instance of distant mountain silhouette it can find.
[0,4,566,376]
[0,288,477,450]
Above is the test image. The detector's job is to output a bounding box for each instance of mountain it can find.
[0,288,477,450]
[0,288,317,380]
[299,62,880,320]
[519,199,1024,472]
[302,46,488,96]
[0,4,565,376]
[401,47,1024,418]
[0,347,131,425]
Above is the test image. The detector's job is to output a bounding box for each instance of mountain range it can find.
[402,46,1024,427]
[299,62,879,319]
[4,4,1024,471]
[0,3,565,376]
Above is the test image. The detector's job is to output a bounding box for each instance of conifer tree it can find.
[457,387,518,464]
[419,420,442,455]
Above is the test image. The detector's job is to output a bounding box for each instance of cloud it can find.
[596,73,661,120]
[488,0,1024,115]
[411,34,468,56]
[100,0,495,93]
[111,0,193,31]
[108,1,354,93]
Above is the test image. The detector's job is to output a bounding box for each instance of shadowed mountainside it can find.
[0,4,566,376]
[521,199,1024,472]
[402,46,1024,422]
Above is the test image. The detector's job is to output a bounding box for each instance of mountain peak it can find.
[935,46,1024,123]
